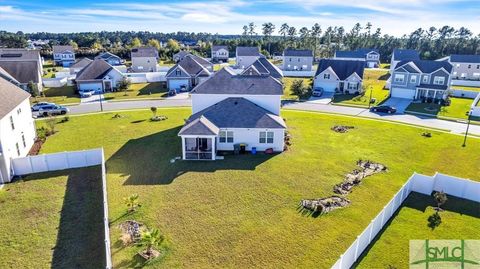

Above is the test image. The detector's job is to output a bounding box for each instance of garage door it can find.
[314,81,338,92]
[78,82,103,92]
[367,62,375,68]
[391,87,416,99]
[168,79,189,90]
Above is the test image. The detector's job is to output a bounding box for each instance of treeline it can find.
[0,22,479,62]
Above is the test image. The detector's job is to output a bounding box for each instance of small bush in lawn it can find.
[45,117,57,134]
[59,116,69,123]
[36,127,49,141]
[428,212,442,230]
[290,80,311,98]
[422,132,432,138]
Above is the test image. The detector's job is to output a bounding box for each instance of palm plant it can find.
[150,107,157,118]
[138,228,165,256]
[433,191,447,211]
[124,194,140,212]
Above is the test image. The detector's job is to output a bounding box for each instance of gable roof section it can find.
[131,47,158,58]
[392,49,420,61]
[53,45,74,54]
[283,49,313,57]
[236,47,260,57]
[70,58,93,69]
[166,55,211,78]
[246,58,283,79]
[212,45,228,52]
[0,76,30,119]
[315,59,365,80]
[449,54,480,63]
[174,50,190,58]
[396,60,453,73]
[178,116,219,136]
[335,48,378,59]
[95,52,121,61]
[0,66,19,84]
[76,59,114,81]
[242,65,262,76]
[0,61,40,83]
[188,54,213,68]
[191,67,283,95]
[186,97,286,130]
[0,48,41,61]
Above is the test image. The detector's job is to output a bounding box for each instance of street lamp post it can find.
[462,110,472,147]
[99,92,104,112]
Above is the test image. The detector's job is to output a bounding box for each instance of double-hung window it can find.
[9,115,14,130]
[324,73,330,79]
[259,131,274,144]
[422,76,428,83]
[410,76,417,83]
[433,76,445,85]
[219,131,233,143]
[394,74,405,83]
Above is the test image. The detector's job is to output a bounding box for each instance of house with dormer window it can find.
[53,45,75,67]
[390,60,452,101]
[334,48,380,68]
[166,54,213,91]
[313,59,365,94]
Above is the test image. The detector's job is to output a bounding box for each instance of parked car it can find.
[38,105,69,116]
[370,105,397,114]
[168,89,177,96]
[79,90,95,98]
[31,102,56,112]
[312,88,324,97]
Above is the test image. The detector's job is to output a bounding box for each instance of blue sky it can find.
[0,0,479,36]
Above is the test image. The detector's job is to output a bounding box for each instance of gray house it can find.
[53,45,75,67]
[211,45,229,63]
[313,59,365,94]
[166,55,212,91]
[390,60,453,101]
[0,48,43,92]
[242,58,283,80]
[95,52,123,66]
[131,47,159,72]
[390,49,420,73]
[446,54,480,81]
[335,48,380,68]
[70,58,93,75]
[75,59,124,93]
[282,49,313,71]
[236,47,261,68]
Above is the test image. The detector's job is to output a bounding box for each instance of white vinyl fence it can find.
[331,172,480,269]
[11,148,112,269]
[43,77,67,88]
[471,94,480,117]
[124,72,166,83]
[450,89,479,99]
[282,70,315,77]
[451,79,480,87]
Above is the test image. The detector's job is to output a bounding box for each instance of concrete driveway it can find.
[80,93,105,104]
[306,92,334,104]
[381,97,411,113]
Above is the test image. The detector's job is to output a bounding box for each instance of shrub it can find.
[290,80,311,97]
[124,194,141,212]
[45,117,57,134]
[428,212,442,229]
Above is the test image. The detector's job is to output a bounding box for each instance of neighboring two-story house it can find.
[53,45,75,67]
[166,55,213,91]
[95,52,123,66]
[444,54,480,81]
[389,49,420,74]
[131,47,159,72]
[282,49,313,71]
[211,45,229,63]
[0,48,43,93]
[236,47,261,68]
[179,67,286,160]
[334,48,380,68]
[390,60,453,102]
[242,57,283,80]
[75,59,124,93]
[313,59,365,94]
[0,76,36,183]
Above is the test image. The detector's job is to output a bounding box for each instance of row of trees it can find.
[1,22,479,62]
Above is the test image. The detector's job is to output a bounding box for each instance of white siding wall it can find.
[314,69,340,92]
[191,94,282,115]
[0,98,36,183]
[216,128,285,152]
[236,56,259,68]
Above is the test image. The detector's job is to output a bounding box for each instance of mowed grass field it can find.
[406,97,475,120]
[0,167,105,269]
[103,82,168,101]
[31,86,81,105]
[356,192,480,268]
[37,108,480,268]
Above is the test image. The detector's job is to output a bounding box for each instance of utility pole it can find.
[368,85,373,108]
[462,111,472,147]
[99,93,103,112]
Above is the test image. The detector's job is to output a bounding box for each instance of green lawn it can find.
[0,167,105,268]
[332,69,391,107]
[104,82,168,101]
[405,97,475,120]
[36,109,480,268]
[356,192,480,268]
[451,85,480,92]
[31,85,81,105]
[282,77,313,100]
[42,60,63,78]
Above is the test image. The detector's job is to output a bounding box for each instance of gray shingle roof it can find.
[283,49,313,57]
[396,60,453,73]
[166,55,211,78]
[0,66,19,84]
[0,76,30,119]
[184,97,286,131]
[191,67,283,95]
[95,52,121,61]
[0,61,40,83]
[392,49,420,61]
[315,59,365,80]
[212,45,228,52]
[178,116,219,136]
[131,47,158,58]
[243,58,283,79]
[70,58,93,69]
[449,54,480,63]
[335,48,378,59]
[236,47,260,56]
[75,59,113,81]
[0,48,41,61]
[174,50,190,58]
[53,45,74,54]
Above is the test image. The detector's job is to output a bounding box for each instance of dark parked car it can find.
[38,105,69,116]
[31,102,55,111]
[370,105,397,114]
[168,89,177,96]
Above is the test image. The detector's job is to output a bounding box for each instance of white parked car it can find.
[79,90,95,98]
[312,88,324,97]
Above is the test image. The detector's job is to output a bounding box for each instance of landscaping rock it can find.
[119,220,145,244]
[331,125,355,133]
[333,160,387,195]
[301,196,351,214]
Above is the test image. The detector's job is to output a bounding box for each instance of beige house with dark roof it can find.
[0,48,43,93]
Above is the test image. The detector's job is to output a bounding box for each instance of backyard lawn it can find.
[451,85,480,92]
[0,167,105,269]
[104,82,168,101]
[282,77,313,100]
[405,97,476,121]
[42,60,63,78]
[356,192,480,268]
[31,85,81,105]
[37,109,480,268]
[332,69,390,107]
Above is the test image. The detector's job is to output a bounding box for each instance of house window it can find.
[21,133,26,148]
[15,143,20,156]
[477,65,480,69]
[175,69,181,76]
[433,76,445,85]
[468,65,471,69]
[324,74,331,79]
[347,83,358,90]
[259,131,274,144]
[422,76,428,83]
[410,76,417,83]
[17,108,21,114]
[289,58,291,62]
[9,115,14,130]
[394,74,405,83]
[219,131,234,143]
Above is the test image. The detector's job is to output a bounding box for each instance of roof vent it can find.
[234,101,238,105]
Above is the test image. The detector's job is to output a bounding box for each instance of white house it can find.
[0,76,36,184]
[131,47,159,72]
[178,67,286,160]
[53,45,75,67]
[211,45,229,63]
[313,59,365,94]
[236,47,261,69]
[0,48,43,92]
[282,49,313,71]
[75,59,124,93]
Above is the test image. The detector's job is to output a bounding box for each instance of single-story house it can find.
[313,59,365,94]
[69,58,93,75]
[166,55,212,91]
[95,52,123,66]
[75,59,124,93]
